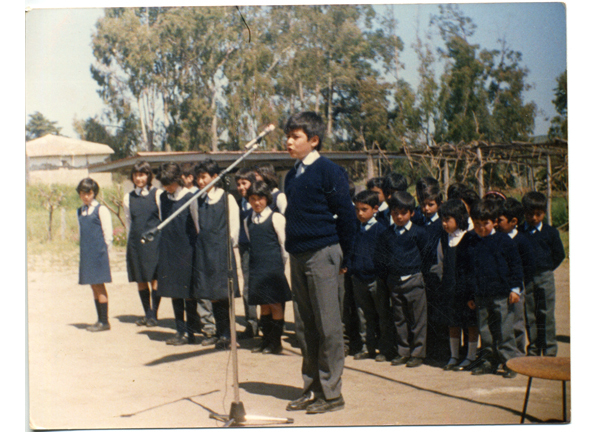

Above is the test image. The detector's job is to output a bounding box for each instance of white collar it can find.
[525,221,543,231]
[361,216,378,231]
[300,149,320,166]
[395,220,412,232]
[252,206,272,222]
[135,186,150,196]
[448,229,466,246]
[378,201,388,212]
[508,227,518,239]
[477,228,496,239]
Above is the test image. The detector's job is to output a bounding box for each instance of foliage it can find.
[36,184,65,241]
[548,70,567,140]
[26,112,62,140]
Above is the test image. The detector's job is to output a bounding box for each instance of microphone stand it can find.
[140,124,293,426]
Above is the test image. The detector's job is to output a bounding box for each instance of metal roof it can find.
[26,134,115,158]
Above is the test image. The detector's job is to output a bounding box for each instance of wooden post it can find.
[366,153,375,180]
[60,208,66,240]
[546,154,553,225]
[476,146,485,197]
[443,159,450,199]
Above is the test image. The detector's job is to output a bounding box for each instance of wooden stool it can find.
[506,356,570,423]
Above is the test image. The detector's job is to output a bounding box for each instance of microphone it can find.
[244,124,276,149]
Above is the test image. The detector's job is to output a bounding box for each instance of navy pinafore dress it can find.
[156,191,196,299]
[247,213,291,305]
[192,192,240,301]
[78,204,111,285]
[126,188,161,283]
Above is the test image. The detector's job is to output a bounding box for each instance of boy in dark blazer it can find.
[519,191,565,357]
[283,112,356,414]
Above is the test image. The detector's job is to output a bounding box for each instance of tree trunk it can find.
[327,70,333,138]
[546,154,553,225]
[211,88,219,152]
[476,146,484,196]
[314,82,320,113]
[48,206,53,241]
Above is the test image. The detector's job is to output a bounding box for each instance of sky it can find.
[25,1,566,139]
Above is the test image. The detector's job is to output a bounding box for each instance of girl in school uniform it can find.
[255,164,287,214]
[76,178,113,332]
[156,162,200,346]
[124,161,162,327]
[244,181,291,354]
[435,199,479,371]
[192,159,241,350]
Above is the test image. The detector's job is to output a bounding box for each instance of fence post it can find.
[476,146,485,197]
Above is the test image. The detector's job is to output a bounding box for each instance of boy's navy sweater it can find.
[284,156,356,264]
[518,223,565,272]
[347,220,387,281]
[376,207,391,227]
[465,231,524,299]
[511,231,537,285]
[374,223,430,280]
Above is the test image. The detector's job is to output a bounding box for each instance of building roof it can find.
[26,134,115,158]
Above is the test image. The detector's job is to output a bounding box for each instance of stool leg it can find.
[562,380,567,422]
[521,377,533,424]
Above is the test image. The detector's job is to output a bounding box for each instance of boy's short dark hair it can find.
[501,198,524,225]
[416,177,439,194]
[522,191,547,213]
[76,177,100,197]
[366,176,384,190]
[158,162,184,186]
[181,162,197,177]
[382,172,408,195]
[388,191,415,213]
[247,181,273,206]
[195,158,221,177]
[235,167,257,184]
[447,182,470,200]
[417,184,443,205]
[471,199,500,222]
[130,160,154,184]
[439,199,469,231]
[353,190,380,209]
[284,111,326,151]
[255,164,278,189]
[461,189,481,211]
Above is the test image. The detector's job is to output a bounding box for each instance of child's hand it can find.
[509,292,520,304]
[339,267,348,275]
[467,300,476,310]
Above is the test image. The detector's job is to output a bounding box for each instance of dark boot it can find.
[252,315,273,353]
[263,318,284,354]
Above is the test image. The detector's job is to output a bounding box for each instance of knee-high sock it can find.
[98,302,109,325]
[94,299,101,322]
[213,300,231,339]
[151,290,161,319]
[138,288,151,317]
[172,299,186,334]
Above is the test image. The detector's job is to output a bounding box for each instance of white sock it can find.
[467,341,478,361]
[450,337,460,359]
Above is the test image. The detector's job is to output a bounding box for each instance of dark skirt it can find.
[78,205,111,285]
[247,213,291,305]
[156,192,196,299]
[126,189,161,283]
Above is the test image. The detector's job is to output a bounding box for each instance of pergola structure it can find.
[89,138,567,224]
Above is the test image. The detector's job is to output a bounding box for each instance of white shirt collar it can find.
[378,201,388,212]
[252,206,272,223]
[134,186,150,196]
[361,216,377,231]
[395,220,412,233]
[301,149,320,166]
[525,221,543,232]
[448,229,466,247]
[166,186,188,200]
[426,212,439,223]
[508,227,518,239]
[477,228,496,238]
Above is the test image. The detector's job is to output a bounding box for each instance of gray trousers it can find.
[290,244,344,400]
[197,299,216,334]
[387,273,427,358]
[513,296,526,356]
[239,243,258,330]
[525,270,557,356]
[351,276,395,357]
[476,295,517,365]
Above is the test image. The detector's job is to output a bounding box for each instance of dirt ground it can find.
[27,252,571,430]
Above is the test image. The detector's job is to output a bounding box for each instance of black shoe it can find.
[251,340,267,353]
[136,317,147,326]
[306,396,345,414]
[262,343,282,355]
[375,354,387,362]
[286,392,315,411]
[87,322,110,332]
[406,357,423,368]
[214,337,231,350]
[145,318,158,327]
[443,358,459,371]
[353,350,371,360]
[166,332,187,345]
[453,358,475,371]
[391,356,410,366]
[502,365,517,379]
[201,336,219,346]
[471,362,494,376]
